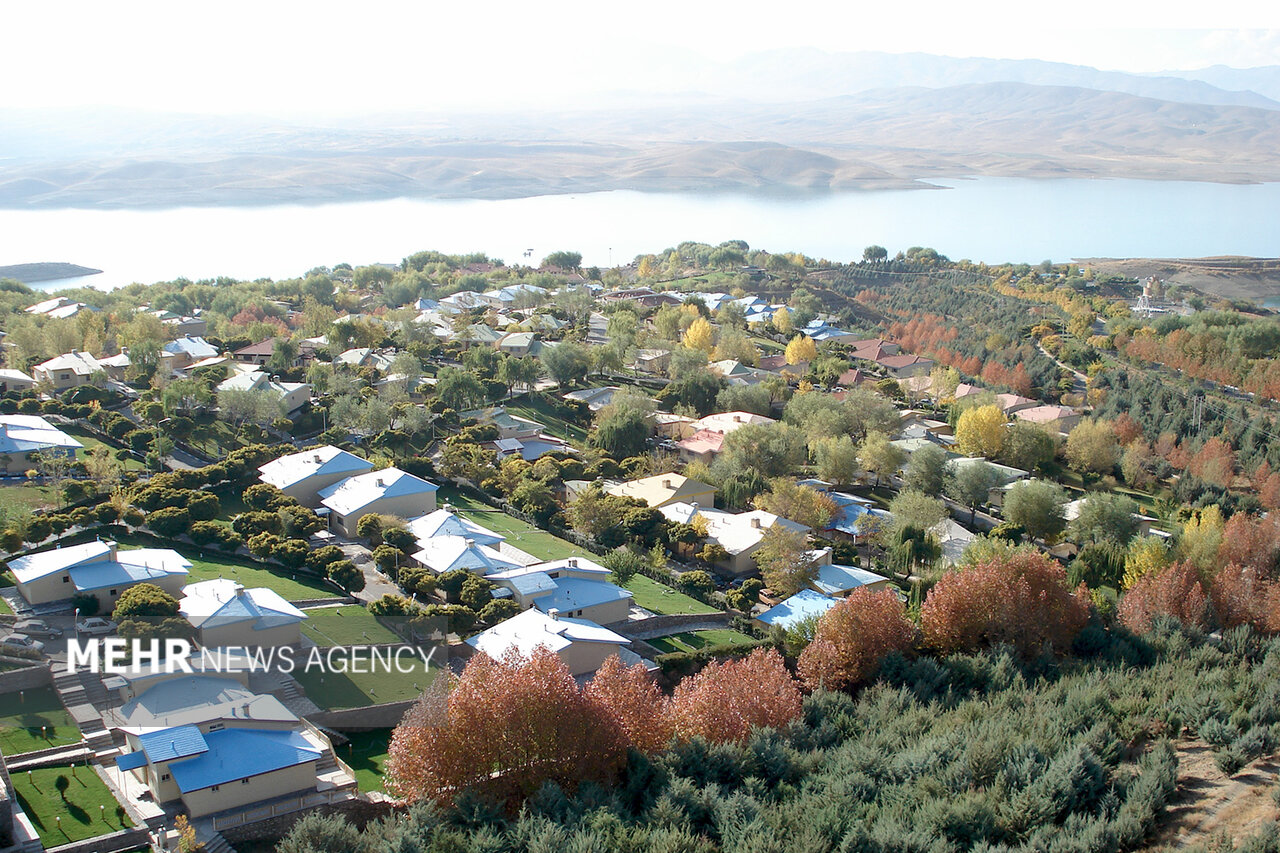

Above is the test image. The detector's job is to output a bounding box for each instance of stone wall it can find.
[308,699,415,730]
[219,798,395,845]
[44,827,151,853]
[0,661,52,693]
[606,612,732,640]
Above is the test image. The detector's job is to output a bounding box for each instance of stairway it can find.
[198,827,236,853]
[51,668,118,757]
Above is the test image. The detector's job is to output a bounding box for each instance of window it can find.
[63,576,70,583]
[160,773,170,781]
[241,778,251,785]
[109,589,117,596]
[208,723,224,732]
[210,785,220,792]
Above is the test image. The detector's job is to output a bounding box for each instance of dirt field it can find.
[1075,256,1280,303]
[1140,740,1279,851]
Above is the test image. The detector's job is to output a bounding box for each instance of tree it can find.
[1065,418,1120,476]
[435,368,485,411]
[542,342,592,388]
[785,335,817,365]
[888,489,948,532]
[585,655,674,753]
[1209,564,1280,633]
[814,435,861,486]
[669,648,802,745]
[715,422,807,480]
[862,245,888,262]
[1068,493,1139,546]
[602,546,644,585]
[114,583,192,641]
[541,250,582,270]
[1001,421,1056,472]
[682,317,716,354]
[755,524,817,597]
[797,588,915,691]
[753,479,838,529]
[1123,536,1172,589]
[591,406,651,460]
[566,487,621,539]
[921,550,1089,657]
[495,356,540,396]
[146,506,191,538]
[385,648,627,807]
[1118,561,1210,634]
[944,460,1002,523]
[1178,506,1224,577]
[857,431,906,487]
[660,370,725,417]
[1003,479,1068,543]
[956,405,1007,459]
[903,443,948,496]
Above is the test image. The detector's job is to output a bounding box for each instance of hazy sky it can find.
[3,0,1278,114]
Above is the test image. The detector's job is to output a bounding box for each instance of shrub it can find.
[1117,561,1210,634]
[71,592,99,617]
[478,598,519,625]
[328,560,365,593]
[677,570,715,597]
[921,550,1090,657]
[798,588,916,691]
[382,525,417,553]
[147,506,191,538]
[186,492,221,522]
[305,545,346,573]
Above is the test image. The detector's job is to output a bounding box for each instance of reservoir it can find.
[3,177,1279,291]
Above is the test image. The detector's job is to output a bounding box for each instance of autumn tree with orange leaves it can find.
[385,648,627,807]
[921,550,1090,657]
[798,588,916,691]
[1210,565,1280,634]
[585,655,674,753]
[669,648,802,744]
[1117,561,1210,634]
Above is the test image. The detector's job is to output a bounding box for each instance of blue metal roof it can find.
[813,564,891,596]
[757,590,837,630]
[168,728,321,793]
[137,725,208,763]
[115,751,149,771]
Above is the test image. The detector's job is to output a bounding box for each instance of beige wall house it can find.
[466,608,633,676]
[180,579,308,648]
[605,473,716,510]
[257,445,374,507]
[487,558,633,625]
[9,540,189,609]
[33,351,104,390]
[319,467,439,537]
[0,414,83,473]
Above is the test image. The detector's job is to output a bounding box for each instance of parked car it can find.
[2,634,45,654]
[75,617,117,635]
[12,619,63,639]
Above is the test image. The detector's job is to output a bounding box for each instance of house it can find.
[708,360,765,385]
[821,492,891,542]
[945,457,1030,508]
[9,541,189,609]
[232,339,280,366]
[811,564,895,597]
[755,589,838,631]
[688,411,775,436]
[994,393,1038,414]
[466,608,634,676]
[605,473,716,509]
[675,429,727,464]
[0,414,83,472]
[654,412,697,440]
[257,445,374,507]
[412,534,524,576]
[406,508,505,548]
[663,504,810,576]
[217,370,312,414]
[461,407,544,440]
[113,723,347,818]
[631,348,672,375]
[562,386,654,413]
[163,336,220,370]
[876,354,935,379]
[336,347,396,372]
[486,557,632,624]
[848,338,901,360]
[319,467,439,537]
[801,320,860,345]
[179,579,308,648]
[485,434,576,462]
[107,672,294,729]
[32,351,104,390]
[455,324,503,348]
[1013,405,1083,436]
[496,331,537,357]
[932,518,977,567]
[0,368,35,393]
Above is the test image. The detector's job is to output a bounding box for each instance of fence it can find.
[210,788,358,831]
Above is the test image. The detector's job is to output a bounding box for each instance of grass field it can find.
[301,606,401,647]
[12,764,131,846]
[0,589,13,615]
[160,550,334,601]
[293,652,435,710]
[0,686,81,755]
[62,426,145,471]
[0,482,61,514]
[436,486,591,563]
[647,629,758,655]
[622,574,718,616]
[503,395,590,446]
[340,729,393,793]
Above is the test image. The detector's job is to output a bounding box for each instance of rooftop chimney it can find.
[568,558,577,568]
[375,478,385,487]
[547,608,560,621]
[314,454,322,464]
[662,478,672,489]
[750,517,762,529]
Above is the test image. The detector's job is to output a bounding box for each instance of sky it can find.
[1,0,1278,115]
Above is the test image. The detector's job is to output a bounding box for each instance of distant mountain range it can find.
[1,51,1278,207]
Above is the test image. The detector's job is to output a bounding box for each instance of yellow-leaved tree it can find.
[956,404,1007,459]
[785,335,817,365]
[683,317,715,354]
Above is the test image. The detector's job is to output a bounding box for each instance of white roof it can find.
[9,541,190,589]
[688,411,776,434]
[0,369,35,384]
[0,414,83,454]
[412,535,520,575]
[113,675,297,729]
[258,445,373,491]
[659,503,808,555]
[318,467,439,516]
[217,370,309,397]
[180,579,307,631]
[35,351,103,376]
[163,336,219,359]
[406,509,504,546]
[466,608,628,658]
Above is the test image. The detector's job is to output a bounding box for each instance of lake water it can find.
[4,177,1279,291]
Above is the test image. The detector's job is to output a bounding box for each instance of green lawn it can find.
[504,394,590,445]
[301,606,401,647]
[437,486,591,563]
[0,589,14,615]
[12,764,132,847]
[647,629,758,655]
[168,551,334,602]
[0,482,61,514]
[63,426,145,471]
[622,574,717,616]
[0,686,82,755]
[293,651,436,710]
[339,729,393,793]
